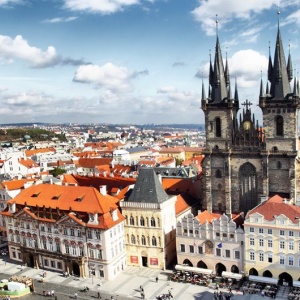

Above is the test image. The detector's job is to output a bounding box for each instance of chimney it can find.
[99,185,107,195]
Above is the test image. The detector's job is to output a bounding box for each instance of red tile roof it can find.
[78,158,113,168]
[247,195,300,223]
[175,194,190,215]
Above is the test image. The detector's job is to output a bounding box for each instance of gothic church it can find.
[201,21,300,215]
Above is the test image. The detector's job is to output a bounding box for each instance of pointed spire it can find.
[210,16,228,103]
[227,83,232,100]
[234,77,239,102]
[287,41,293,82]
[209,50,213,85]
[225,50,230,86]
[260,71,264,98]
[266,80,270,95]
[293,77,298,97]
[268,42,273,82]
[269,11,291,99]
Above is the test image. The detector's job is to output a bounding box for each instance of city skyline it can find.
[0,0,299,124]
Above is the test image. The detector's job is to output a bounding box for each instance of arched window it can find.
[140,216,145,226]
[277,161,282,169]
[150,217,156,227]
[152,236,157,246]
[130,216,134,226]
[215,117,221,137]
[275,115,284,136]
[125,215,128,225]
[141,235,146,245]
[215,169,222,178]
[131,235,136,244]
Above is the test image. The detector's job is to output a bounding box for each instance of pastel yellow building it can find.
[244,195,300,285]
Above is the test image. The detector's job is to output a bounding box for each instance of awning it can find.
[293,281,300,287]
[221,272,243,280]
[249,275,278,285]
[175,265,213,275]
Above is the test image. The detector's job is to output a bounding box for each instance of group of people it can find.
[43,289,55,297]
[156,290,173,299]
[213,291,232,300]
[3,296,11,300]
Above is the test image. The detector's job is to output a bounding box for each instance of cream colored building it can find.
[244,195,300,284]
[120,168,177,270]
[176,211,244,276]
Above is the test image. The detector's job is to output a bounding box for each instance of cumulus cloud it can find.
[43,16,78,23]
[0,35,87,68]
[73,63,136,92]
[192,0,279,35]
[0,0,23,6]
[64,0,140,15]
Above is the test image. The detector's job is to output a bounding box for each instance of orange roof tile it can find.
[25,148,56,157]
[196,210,222,224]
[19,158,39,168]
[175,194,190,215]
[78,158,113,168]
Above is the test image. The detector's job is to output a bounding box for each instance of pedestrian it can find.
[156,276,158,283]
[74,292,78,299]
[51,290,55,297]
[97,291,101,299]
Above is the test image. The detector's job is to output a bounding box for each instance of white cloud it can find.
[43,16,78,23]
[64,0,140,14]
[192,0,278,35]
[73,63,134,92]
[0,35,59,68]
[0,0,23,5]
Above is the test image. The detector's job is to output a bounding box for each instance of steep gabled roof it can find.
[127,168,170,204]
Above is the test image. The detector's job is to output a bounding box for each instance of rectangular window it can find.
[198,246,203,254]
[280,241,285,249]
[87,230,92,239]
[259,228,263,234]
[250,252,255,261]
[225,250,230,258]
[235,251,240,259]
[89,249,94,258]
[268,239,273,248]
[56,243,61,253]
[259,253,264,262]
[288,257,294,266]
[72,246,76,256]
[279,256,285,265]
[268,254,273,263]
[79,248,84,256]
[229,234,234,239]
[216,232,220,237]
[96,231,101,240]
[63,228,68,235]
[289,231,294,237]
[280,230,284,236]
[223,233,227,238]
[189,245,194,253]
[42,240,47,250]
[216,248,221,257]
[249,238,254,246]
[97,250,103,259]
[47,227,52,233]
[51,261,55,268]
[77,230,82,237]
[180,244,185,252]
[57,262,62,269]
[65,245,69,254]
[259,239,264,247]
[49,241,53,251]
[70,229,75,236]
[289,241,294,251]
[44,259,48,267]
[268,229,273,235]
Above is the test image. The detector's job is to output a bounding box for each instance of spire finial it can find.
[216,14,219,36]
[277,5,280,29]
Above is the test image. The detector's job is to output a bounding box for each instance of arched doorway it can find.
[239,163,258,213]
[215,263,226,276]
[183,259,193,267]
[27,254,35,268]
[141,251,148,267]
[249,268,258,276]
[72,262,80,276]
[197,261,207,269]
[263,270,273,278]
[231,265,239,273]
[279,272,293,286]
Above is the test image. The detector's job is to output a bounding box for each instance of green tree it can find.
[50,167,66,177]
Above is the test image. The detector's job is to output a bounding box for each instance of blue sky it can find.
[0,0,299,125]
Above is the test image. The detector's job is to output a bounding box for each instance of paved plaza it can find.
[0,258,285,300]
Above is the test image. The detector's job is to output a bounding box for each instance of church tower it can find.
[200,18,296,215]
[259,16,300,203]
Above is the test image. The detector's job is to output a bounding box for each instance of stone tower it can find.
[201,20,300,215]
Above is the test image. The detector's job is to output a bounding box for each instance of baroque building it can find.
[201,21,300,215]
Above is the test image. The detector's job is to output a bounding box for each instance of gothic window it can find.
[152,236,157,246]
[140,216,145,226]
[215,117,221,137]
[277,161,282,169]
[215,169,222,178]
[275,115,284,136]
[150,217,156,227]
[129,216,134,226]
[141,235,146,245]
[239,163,257,213]
[272,146,278,152]
[131,235,136,244]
